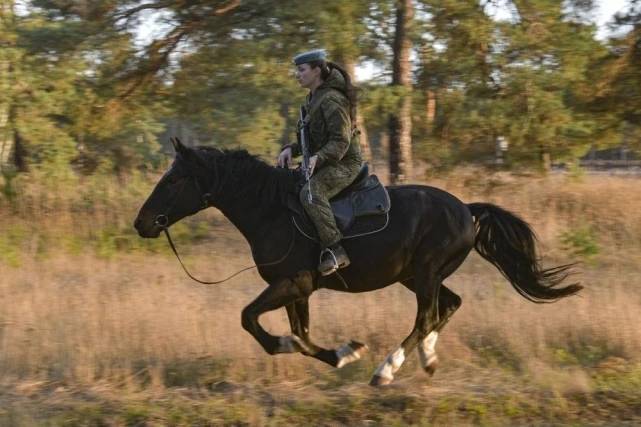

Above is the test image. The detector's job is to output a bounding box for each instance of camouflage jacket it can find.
[288,69,362,169]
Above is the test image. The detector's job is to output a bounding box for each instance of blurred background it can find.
[1,1,640,425]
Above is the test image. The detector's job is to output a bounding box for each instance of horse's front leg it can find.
[286,298,368,368]
[241,272,315,355]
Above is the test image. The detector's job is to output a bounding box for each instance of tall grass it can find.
[1,170,640,392]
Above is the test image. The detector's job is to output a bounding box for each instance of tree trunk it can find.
[356,109,372,165]
[11,106,27,172]
[388,0,414,184]
[540,146,551,174]
[278,101,294,148]
[0,71,10,170]
[0,1,15,173]
[425,90,436,124]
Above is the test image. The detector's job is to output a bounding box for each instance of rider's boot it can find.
[318,243,350,276]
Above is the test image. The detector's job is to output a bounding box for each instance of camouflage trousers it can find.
[300,162,361,248]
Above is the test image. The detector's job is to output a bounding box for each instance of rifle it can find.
[299,105,313,203]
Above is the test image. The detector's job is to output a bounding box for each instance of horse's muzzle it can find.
[134,217,162,238]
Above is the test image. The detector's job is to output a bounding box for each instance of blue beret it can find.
[293,49,327,66]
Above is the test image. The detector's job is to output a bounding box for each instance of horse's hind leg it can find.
[370,249,469,386]
[286,298,368,368]
[411,245,469,377]
[411,284,461,376]
[369,262,437,386]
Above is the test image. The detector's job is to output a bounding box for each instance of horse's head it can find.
[134,138,218,238]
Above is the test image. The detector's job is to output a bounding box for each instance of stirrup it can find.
[319,248,339,276]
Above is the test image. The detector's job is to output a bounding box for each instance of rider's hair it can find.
[308,60,357,125]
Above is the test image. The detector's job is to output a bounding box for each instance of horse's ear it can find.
[171,137,201,167]
[170,137,187,154]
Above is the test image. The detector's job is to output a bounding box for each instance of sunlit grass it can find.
[1,170,641,425]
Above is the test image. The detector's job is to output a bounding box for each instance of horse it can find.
[134,138,581,386]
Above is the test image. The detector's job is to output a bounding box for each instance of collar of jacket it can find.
[306,69,347,105]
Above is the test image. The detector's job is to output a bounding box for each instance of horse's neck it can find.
[211,165,291,244]
[216,199,268,239]
[216,200,291,260]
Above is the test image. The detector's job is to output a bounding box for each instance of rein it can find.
[154,173,296,284]
[160,223,296,285]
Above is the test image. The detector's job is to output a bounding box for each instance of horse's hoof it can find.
[336,340,369,368]
[369,375,393,387]
[424,359,438,377]
[349,340,368,352]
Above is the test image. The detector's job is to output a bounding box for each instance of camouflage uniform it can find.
[287,69,363,248]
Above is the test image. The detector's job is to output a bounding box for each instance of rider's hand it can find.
[277,147,292,168]
[309,155,318,176]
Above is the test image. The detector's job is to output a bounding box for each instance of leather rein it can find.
[153,174,295,285]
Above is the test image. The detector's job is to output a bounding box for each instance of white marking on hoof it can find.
[418,331,439,373]
[277,335,305,353]
[372,347,405,384]
[335,341,369,368]
[417,331,438,369]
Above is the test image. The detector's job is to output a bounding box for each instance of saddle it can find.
[289,164,391,240]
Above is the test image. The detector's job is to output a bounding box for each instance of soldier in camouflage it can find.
[277,49,363,276]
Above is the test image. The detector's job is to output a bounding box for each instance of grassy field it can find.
[1,170,641,426]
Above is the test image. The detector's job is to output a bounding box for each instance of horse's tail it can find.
[467,202,582,303]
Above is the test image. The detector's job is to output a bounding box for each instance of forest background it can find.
[1,1,641,425]
[1,0,640,182]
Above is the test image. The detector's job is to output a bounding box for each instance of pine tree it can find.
[589,0,641,153]
[0,1,22,173]
[388,0,414,183]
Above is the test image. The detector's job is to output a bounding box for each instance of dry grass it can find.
[1,170,641,425]
[1,250,639,383]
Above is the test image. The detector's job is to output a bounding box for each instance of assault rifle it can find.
[299,105,313,203]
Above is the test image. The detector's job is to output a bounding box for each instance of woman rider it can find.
[277,49,363,276]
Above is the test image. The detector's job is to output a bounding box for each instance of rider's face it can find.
[295,63,321,89]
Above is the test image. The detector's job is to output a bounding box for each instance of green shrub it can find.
[0,225,27,267]
[560,225,599,260]
[0,169,19,203]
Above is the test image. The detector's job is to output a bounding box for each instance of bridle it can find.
[153,173,295,285]
[154,173,211,230]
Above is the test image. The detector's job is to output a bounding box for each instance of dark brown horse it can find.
[134,138,581,385]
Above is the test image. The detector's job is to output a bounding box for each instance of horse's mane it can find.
[195,146,298,208]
